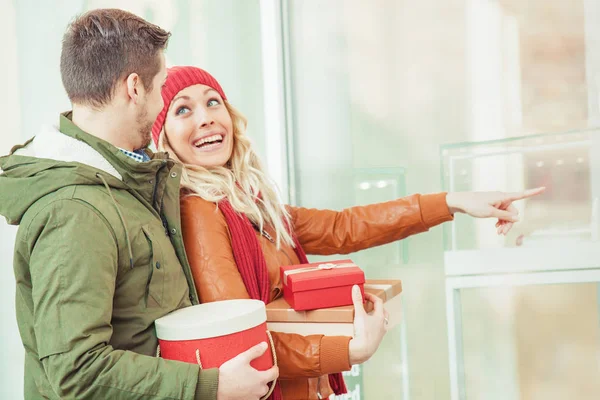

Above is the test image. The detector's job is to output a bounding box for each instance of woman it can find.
[152,66,542,399]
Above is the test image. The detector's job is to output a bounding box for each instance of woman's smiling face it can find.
[164,84,234,167]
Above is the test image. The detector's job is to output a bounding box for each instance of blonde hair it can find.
[158,101,294,249]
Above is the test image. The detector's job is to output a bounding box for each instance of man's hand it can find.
[348,285,388,365]
[217,342,278,400]
[446,187,545,235]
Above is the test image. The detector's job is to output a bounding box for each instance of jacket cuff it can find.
[320,336,352,375]
[419,192,454,228]
[195,368,219,400]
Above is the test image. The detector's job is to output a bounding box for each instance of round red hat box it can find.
[155,299,275,371]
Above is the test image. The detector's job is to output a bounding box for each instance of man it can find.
[0,8,277,400]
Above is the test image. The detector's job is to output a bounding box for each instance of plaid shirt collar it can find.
[118,148,151,163]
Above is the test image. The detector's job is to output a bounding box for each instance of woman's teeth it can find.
[194,134,223,148]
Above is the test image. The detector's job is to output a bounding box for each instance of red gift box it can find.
[280,259,365,311]
[155,300,276,375]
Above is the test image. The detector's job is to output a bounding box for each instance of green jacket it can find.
[0,113,218,399]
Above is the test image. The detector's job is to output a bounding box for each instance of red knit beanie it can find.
[152,66,227,147]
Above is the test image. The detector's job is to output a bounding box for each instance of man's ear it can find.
[125,73,142,103]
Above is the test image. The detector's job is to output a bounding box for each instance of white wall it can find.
[0,0,25,397]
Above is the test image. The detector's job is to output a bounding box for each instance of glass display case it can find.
[441,128,600,276]
[442,129,600,252]
[441,129,600,400]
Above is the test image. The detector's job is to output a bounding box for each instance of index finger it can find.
[505,187,545,202]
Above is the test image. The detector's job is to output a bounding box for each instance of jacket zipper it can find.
[151,162,166,211]
[252,223,298,265]
[316,376,323,399]
[251,222,275,243]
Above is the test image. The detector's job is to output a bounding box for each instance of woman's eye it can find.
[207,99,220,107]
[176,106,190,115]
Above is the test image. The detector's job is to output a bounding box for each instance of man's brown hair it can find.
[60,8,170,108]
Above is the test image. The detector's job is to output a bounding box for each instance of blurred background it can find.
[1,0,600,399]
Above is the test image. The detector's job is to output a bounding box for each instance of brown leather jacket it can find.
[180,193,453,399]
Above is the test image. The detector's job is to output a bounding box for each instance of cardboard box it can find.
[267,280,402,336]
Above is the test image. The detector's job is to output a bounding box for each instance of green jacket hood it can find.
[0,125,127,225]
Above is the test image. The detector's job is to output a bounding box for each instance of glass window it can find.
[285,0,600,399]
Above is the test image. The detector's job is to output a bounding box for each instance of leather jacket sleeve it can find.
[288,192,453,255]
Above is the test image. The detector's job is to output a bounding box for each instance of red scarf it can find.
[219,200,348,398]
